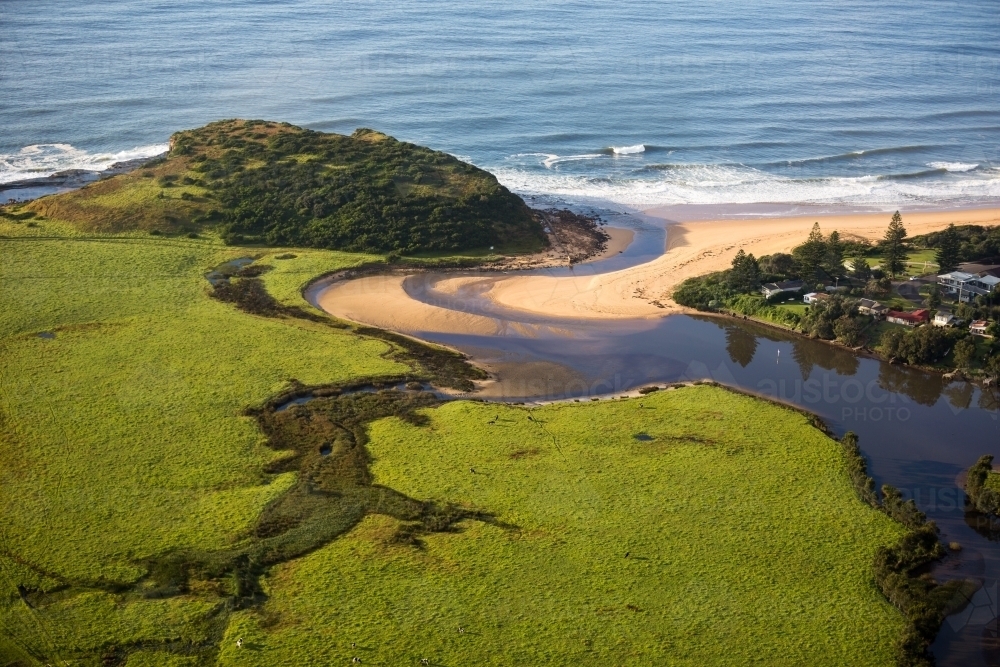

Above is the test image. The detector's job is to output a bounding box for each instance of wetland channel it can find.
[311,217,1000,666]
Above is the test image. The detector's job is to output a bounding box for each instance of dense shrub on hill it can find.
[21,119,547,254]
[174,121,545,253]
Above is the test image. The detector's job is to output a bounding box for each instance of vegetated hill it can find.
[20,119,547,254]
[910,224,1000,261]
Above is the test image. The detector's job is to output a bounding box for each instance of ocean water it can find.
[2,0,999,212]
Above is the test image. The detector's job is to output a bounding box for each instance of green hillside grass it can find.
[13,119,546,255]
[1,216,916,665]
[0,222,406,662]
[222,387,906,666]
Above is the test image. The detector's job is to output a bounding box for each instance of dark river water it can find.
[320,217,1000,664]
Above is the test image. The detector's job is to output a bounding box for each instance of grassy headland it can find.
[11,119,546,255]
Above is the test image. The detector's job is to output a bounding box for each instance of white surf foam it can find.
[541,153,603,168]
[493,162,1000,210]
[927,161,979,172]
[0,142,169,185]
[612,144,645,155]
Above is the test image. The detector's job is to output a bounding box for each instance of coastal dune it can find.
[318,207,1000,334]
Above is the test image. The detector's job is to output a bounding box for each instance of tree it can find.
[953,337,977,369]
[793,222,827,281]
[882,211,908,278]
[935,223,961,273]
[728,249,762,293]
[850,257,872,280]
[834,315,864,346]
[758,252,795,279]
[925,283,942,309]
[986,353,1000,382]
[864,276,892,298]
[825,230,844,277]
[879,325,952,365]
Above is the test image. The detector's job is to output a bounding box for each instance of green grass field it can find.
[861,249,939,278]
[220,387,906,666]
[2,216,911,665]
[775,301,809,317]
[0,221,406,662]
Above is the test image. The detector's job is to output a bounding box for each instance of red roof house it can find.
[886,309,929,327]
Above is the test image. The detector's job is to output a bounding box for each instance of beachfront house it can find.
[858,299,888,317]
[970,320,991,337]
[886,309,929,327]
[803,292,830,305]
[761,280,803,299]
[932,312,958,327]
[938,270,1000,302]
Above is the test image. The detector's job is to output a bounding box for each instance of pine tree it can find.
[934,223,961,272]
[882,211,907,278]
[825,230,844,277]
[728,249,762,293]
[793,222,826,281]
[850,257,872,280]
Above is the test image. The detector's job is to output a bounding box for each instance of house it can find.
[932,312,958,327]
[886,309,929,327]
[938,270,1000,302]
[858,299,888,317]
[970,320,991,336]
[761,280,804,299]
[803,292,830,305]
[973,274,1000,293]
[938,271,976,292]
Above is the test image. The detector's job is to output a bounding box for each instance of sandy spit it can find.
[317,208,1000,335]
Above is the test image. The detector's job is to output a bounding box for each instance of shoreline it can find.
[315,205,1000,336]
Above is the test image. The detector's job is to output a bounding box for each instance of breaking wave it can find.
[0,143,169,185]
[492,160,1000,210]
[927,161,979,172]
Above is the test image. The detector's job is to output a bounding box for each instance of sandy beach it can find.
[318,207,1000,334]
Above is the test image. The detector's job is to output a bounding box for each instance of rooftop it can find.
[938,271,976,282]
[887,309,929,323]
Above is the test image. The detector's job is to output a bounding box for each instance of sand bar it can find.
[317,207,1000,334]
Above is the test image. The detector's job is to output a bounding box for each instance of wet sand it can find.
[317,207,1000,334]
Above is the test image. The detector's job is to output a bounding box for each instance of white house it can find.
[761,280,804,299]
[858,299,889,317]
[970,320,991,336]
[932,312,958,327]
[803,292,830,305]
